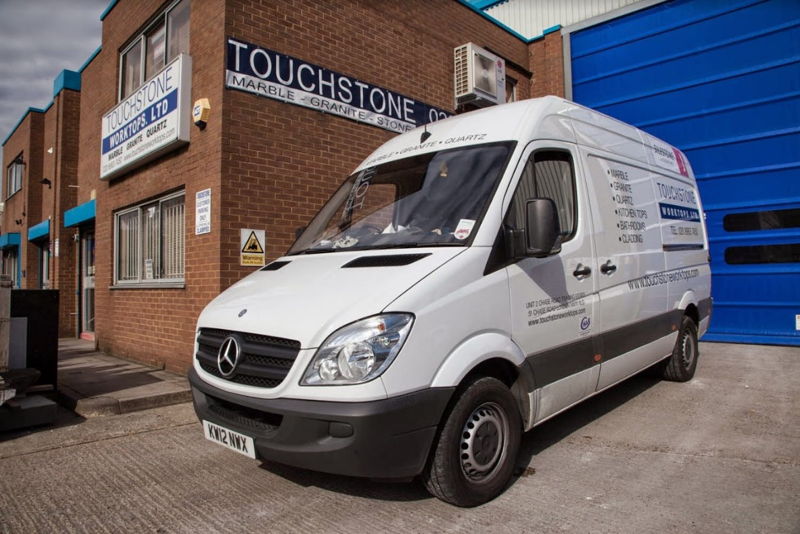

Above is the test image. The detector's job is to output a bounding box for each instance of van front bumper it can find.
[189,368,454,479]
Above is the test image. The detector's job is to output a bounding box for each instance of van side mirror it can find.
[526,198,561,257]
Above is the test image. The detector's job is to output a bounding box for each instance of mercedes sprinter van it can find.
[189,96,711,506]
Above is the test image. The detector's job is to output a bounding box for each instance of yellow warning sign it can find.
[242,231,264,253]
[240,229,266,266]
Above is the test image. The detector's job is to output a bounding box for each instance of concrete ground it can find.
[0,342,798,533]
[57,338,191,417]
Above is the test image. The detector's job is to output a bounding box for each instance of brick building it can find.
[3,0,569,371]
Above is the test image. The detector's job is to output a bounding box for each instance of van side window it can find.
[506,150,577,240]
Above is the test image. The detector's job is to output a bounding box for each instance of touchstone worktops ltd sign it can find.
[101,54,192,180]
[225,38,451,133]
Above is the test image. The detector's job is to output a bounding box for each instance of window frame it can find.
[112,190,185,287]
[504,148,579,245]
[6,154,24,199]
[118,0,189,101]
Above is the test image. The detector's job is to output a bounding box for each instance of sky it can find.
[0,0,107,163]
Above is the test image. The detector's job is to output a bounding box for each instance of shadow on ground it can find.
[255,371,662,503]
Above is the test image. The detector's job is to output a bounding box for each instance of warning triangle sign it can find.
[242,231,264,253]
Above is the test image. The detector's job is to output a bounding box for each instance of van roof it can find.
[357,96,691,180]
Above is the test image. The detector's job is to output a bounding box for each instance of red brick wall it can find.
[1,111,44,289]
[53,90,81,336]
[75,0,534,371]
[83,0,226,372]
[528,31,565,98]
[221,0,532,287]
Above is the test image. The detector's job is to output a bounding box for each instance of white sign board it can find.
[240,229,265,266]
[100,54,192,180]
[195,188,211,235]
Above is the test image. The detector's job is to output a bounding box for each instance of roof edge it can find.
[100,0,119,21]
[2,107,47,148]
[80,46,102,73]
[53,70,81,97]
[454,0,530,43]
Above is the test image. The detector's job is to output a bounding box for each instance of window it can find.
[119,0,190,99]
[114,191,185,285]
[725,243,800,264]
[505,77,517,103]
[2,248,19,287]
[6,155,24,198]
[505,150,577,240]
[724,208,800,232]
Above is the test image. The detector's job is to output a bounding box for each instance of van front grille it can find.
[196,328,301,389]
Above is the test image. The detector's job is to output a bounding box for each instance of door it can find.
[580,149,670,390]
[569,0,800,345]
[81,230,95,337]
[505,141,599,424]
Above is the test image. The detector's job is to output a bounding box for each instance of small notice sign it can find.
[195,189,211,235]
[240,229,265,266]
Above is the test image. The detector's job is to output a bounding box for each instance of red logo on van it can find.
[673,148,689,177]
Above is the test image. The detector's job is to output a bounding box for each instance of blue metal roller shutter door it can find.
[570,0,800,346]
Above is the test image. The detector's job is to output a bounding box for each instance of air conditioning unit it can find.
[454,43,506,108]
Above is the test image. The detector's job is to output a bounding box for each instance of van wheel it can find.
[423,376,521,507]
[663,315,699,382]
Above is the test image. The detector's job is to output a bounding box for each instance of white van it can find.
[189,96,711,507]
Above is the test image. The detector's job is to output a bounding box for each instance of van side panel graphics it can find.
[526,309,681,388]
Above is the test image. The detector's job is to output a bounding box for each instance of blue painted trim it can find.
[454,0,530,42]
[80,46,102,73]
[64,199,96,228]
[470,0,509,10]
[53,70,81,97]
[27,220,50,242]
[543,24,562,35]
[2,107,47,147]
[100,0,119,21]
[0,233,21,249]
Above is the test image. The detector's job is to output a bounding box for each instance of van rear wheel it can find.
[423,376,521,507]
[663,315,699,382]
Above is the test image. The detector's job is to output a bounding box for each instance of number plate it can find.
[203,420,256,459]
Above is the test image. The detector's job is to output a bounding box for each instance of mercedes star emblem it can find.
[217,336,241,377]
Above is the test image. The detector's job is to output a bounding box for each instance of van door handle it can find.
[573,264,591,278]
[600,260,617,275]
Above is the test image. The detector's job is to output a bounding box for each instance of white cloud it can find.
[0,0,106,156]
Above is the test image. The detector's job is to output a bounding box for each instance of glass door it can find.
[81,231,95,337]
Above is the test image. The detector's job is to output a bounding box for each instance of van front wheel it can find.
[663,315,699,382]
[423,376,521,507]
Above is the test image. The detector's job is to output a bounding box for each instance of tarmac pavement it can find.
[0,341,798,533]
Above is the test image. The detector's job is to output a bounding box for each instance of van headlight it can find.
[301,314,414,385]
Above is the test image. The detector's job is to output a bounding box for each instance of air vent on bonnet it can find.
[342,254,430,268]
[261,260,291,271]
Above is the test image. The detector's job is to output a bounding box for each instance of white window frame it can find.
[118,0,189,100]
[113,190,185,287]
[6,155,24,199]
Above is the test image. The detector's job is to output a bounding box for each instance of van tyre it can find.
[663,315,699,382]
[423,376,521,507]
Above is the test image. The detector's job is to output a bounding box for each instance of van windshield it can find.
[289,142,514,254]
